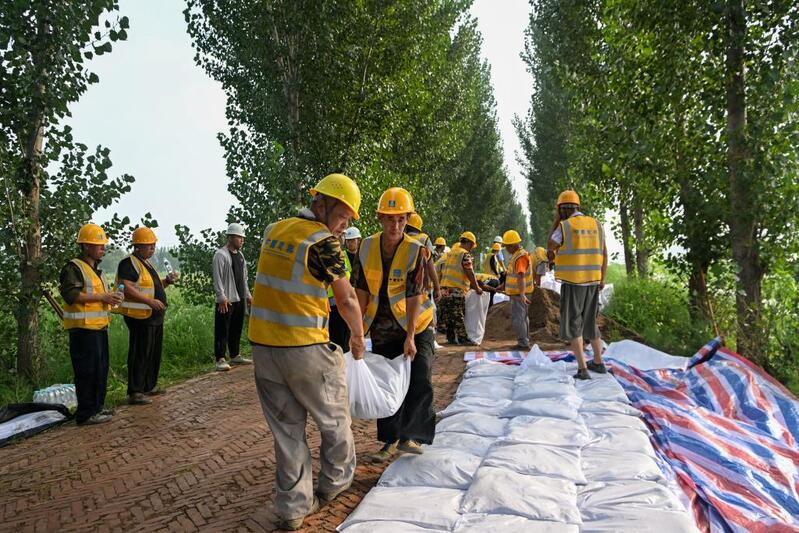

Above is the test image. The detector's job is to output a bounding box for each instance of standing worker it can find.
[249,174,366,531]
[432,237,447,263]
[547,190,608,380]
[354,188,436,461]
[116,227,178,405]
[59,224,123,425]
[212,223,253,372]
[499,230,533,350]
[439,231,483,345]
[344,226,362,283]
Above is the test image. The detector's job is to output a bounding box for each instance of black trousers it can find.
[372,328,436,445]
[487,274,504,307]
[124,317,164,395]
[328,305,351,353]
[214,300,245,359]
[69,328,109,423]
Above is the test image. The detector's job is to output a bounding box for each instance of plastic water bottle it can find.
[163,258,173,275]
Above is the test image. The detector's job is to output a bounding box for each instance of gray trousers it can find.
[511,295,530,347]
[253,342,356,520]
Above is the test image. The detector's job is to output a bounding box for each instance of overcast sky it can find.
[69,0,621,258]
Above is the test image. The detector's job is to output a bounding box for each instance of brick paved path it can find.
[0,342,467,532]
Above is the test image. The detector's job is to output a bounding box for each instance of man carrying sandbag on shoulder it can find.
[353,187,436,462]
[248,174,366,531]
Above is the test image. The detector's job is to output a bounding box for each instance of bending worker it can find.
[248,174,365,531]
[498,230,533,350]
[439,231,483,345]
[354,188,436,462]
[547,189,608,380]
[482,241,506,307]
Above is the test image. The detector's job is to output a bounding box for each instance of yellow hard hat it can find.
[534,246,549,265]
[310,173,362,220]
[132,226,157,245]
[408,212,423,230]
[377,187,415,215]
[492,242,501,251]
[434,237,446,246]
[557,189,581,207]
[502,229,522,245]
[77,223,108,245]
[459,231,477,245]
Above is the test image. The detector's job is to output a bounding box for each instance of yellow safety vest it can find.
[440,248,470,291]
[533,247,549,271]
[359,233,434,335]
[481,252,505,277]
[249,217,332,347]
[506,248,534,295]
[554,215,604,284]
[328,248,352,304]
[62,259,111,330]
[114,254,155,319]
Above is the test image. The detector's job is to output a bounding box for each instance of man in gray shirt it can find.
[212,223,253,371]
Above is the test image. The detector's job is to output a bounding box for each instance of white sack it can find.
[519,344,551,369]
[435,412,507,437]
[515,368,575,386]
[455,377,514,400]
[454,514,579,533]
[460,467,582,524]
[581,449,666,484]
[427,432,495,457]
[578,480,686,521]
[345,351,410,419]
[338,486,465,531]
[338,521,441,533]
[378,448,482,489]
[482,443,587,484]
[604,339,689,371]
[464,362,519,379]
[579,400,642,417]
[512,381,578,401]
[579,510,699,533]
[500,398,581,420]
[438,396,512,419]
[588,428,656,457]
[580,412,651,434]
[464,290,491,344]
[503,416,591,447]
[574,377,630,403]
[598,283,614,309]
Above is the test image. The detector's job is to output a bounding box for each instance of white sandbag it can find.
[460,467,582,524]
[581,449,666,484]
[454,514,579,533]
[579,510,699,533]
[338,486,465,531]
[579,400,642,417]
[464,362,519,379]
[580,412,651,434]
[512,381,578,401]
[338,521,442,533]
[578,480,686,521]
[598,283,614,309]
[427,432,495,457]
[519,344,551,369]
[345,351,410,419]
[515,368,575,386]
[500,398,581,420]
[464,290,491,344]
[456,377,514,400]
[438,396,512,419]
[378,448,482,489]
[604,339,689,371]
[588,428,656,457]
[482,443,587,484]
[503,416,591,447]
[435,412,508,437]
[574,376,630,403]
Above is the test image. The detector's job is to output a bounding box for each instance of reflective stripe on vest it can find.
[506,248,534,295]
[62,259,111,330]
[248,218,332,346]
[113,254,155,319]
[440,249,470,290]
[554,215,604,284]
[359,233,434,335]
[482,252,505,277]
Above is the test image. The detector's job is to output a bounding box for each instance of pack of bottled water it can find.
[33,384,78,409]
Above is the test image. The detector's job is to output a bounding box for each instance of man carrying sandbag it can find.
[353,187,436,462]
[248,174,366,531]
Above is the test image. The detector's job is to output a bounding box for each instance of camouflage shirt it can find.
[296,209,348,284]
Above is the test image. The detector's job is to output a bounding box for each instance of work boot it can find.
[78,412,113,426]
[369,441,398,463]
[127,393,152,405]
[446,335,457,345]
[587,361,608,374]
[574,368,591,380]
[144,388,166,396]
[215,359,231,371]
[275,497,319,531]
[397,440,424,455]
[316,480,352,506]
[229,355,252,365]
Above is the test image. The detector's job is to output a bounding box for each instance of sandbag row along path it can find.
[0,339,469,533]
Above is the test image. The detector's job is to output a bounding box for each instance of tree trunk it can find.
[726,0,764,362]
[687,260,709,318]
[618,188,635,277]
[632,192,648,279]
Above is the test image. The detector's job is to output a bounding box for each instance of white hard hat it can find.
[344,226,362,240]
[226,223,246,237]
[493,235,503,243]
